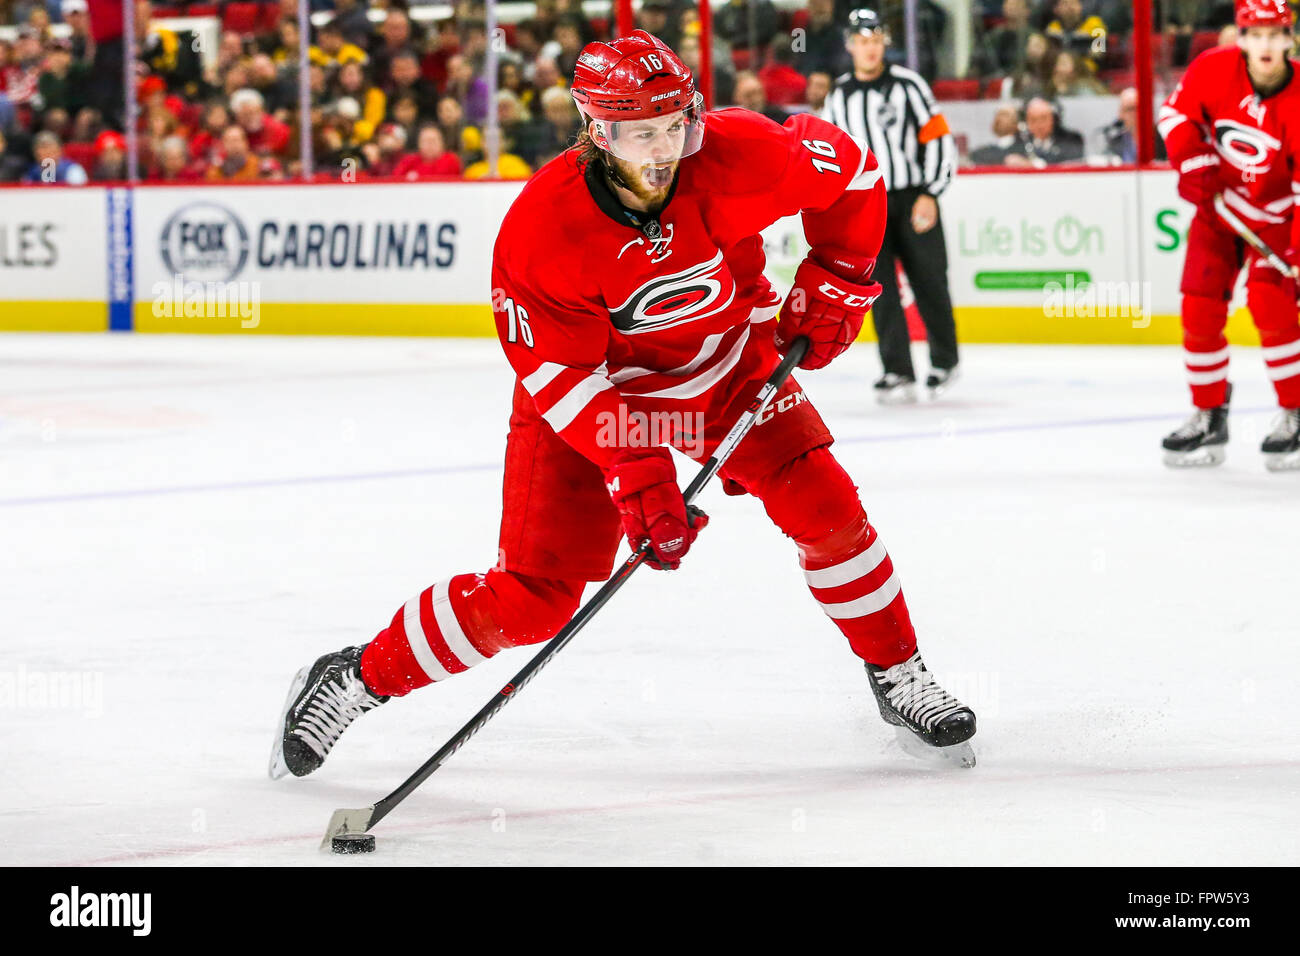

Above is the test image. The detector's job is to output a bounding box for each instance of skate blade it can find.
[268,663,312,780]
[1162,445,1225,468]
[321,806,376,851]
[876,387,918,407]
[893,726,977,769]
[1264,450,1300,472]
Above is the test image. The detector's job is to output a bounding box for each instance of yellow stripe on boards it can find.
[0,302,107,332]
[132,302,496,336]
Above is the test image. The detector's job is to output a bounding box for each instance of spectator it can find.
[90,128,125,180]
[332,60,385,142]
[4,27,42,114]
[1016,96,1084,166]
[733,70,789,125]
[533,83,580,166]
[310,20,368,70]
[206,124,274,180]
[316,99,366,174]
[0,127,30,181]
[388,92,421,144]
[393,124,461,179]
[1050,50,1107,96]
[796,0,851,79]
[331,0,373,48]
[37,38,87,116]
[249,52,294,116]
[496,89,545,166]
[1218,24,1238,48]
[433,93,466,158]
[137,0,183,88]
[270,18,301,67]
[512,20,546,81]
[677,27,735,107]
[372,10,419,84]
[984,0,1033,75]
[463,148,532,179]
[189,100,229,165]
[1044,0,1106,72]
[60,0,93,62]
[552,14,586,79]
[361,121,406,176]
[1005,32,1054,100]
[499,60,526,99]
[714,0,781,57]
[759,34,806,107]
[636,0,680,51]
[804,70,832,113]
[881,0,948,82]
[387,49,438,120]
[968,103,1021,165]
[1102,86,1166,163]
[85,0,126,129]
[423,19,461,90]
[231,86,290,158]
[445,53,489,124]
[22,129,87,183]
[68,105,103,144]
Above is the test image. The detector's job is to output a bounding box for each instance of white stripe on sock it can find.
[402,594,453,682]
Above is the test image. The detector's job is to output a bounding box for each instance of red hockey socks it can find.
[360,571,584,697]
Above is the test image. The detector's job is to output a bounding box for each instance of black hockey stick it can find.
[321,335,811,847]
[1213,192,1298,279]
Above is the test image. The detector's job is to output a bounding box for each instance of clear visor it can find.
[592,92,706,165]
[1239,25,1293,57]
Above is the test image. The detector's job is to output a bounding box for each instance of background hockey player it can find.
[1159,0,1300,470]
[271,31,977,781]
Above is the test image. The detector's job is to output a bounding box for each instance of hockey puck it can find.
[331,833,376,854]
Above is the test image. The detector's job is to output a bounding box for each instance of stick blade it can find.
[321,806,376,851]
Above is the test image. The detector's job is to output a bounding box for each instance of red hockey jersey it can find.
[1159,45,1300,229]
[491,108,885,469]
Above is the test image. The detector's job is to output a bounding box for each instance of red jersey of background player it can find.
[1159,43,1300,229]
[491,107,885,468]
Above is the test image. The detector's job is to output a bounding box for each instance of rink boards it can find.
[0,169,1265,344]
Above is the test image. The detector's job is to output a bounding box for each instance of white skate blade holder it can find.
[1163,445,1226,468]
[1264,449,1300,472]
[893,726,977,769]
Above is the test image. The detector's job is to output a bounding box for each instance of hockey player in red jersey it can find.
[1159,0,1300,469]
[270,32,976,781]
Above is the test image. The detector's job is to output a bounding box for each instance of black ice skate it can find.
[1261,407,1300,471]
[1162,384,1231,468]
[873,373,918,406]
[924,365,959,399]
[269,645,388,779]
[865,651,976,768]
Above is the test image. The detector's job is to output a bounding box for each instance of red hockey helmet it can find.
[571,30,705,163]
[1236,0,1295,30]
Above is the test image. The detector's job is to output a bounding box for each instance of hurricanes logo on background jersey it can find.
[609,251,736,334]
[1214,119,1281,173]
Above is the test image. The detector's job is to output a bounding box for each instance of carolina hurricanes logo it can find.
[1214,119,1281,173]
[609,251,735,334]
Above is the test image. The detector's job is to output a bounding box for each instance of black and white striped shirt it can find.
[821,65,957,198]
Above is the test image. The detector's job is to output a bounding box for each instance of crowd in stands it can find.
[0,0,1247,183]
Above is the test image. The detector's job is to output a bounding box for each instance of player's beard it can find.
[607,154,678,211]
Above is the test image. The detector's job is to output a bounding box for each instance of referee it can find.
[822,8,959,404]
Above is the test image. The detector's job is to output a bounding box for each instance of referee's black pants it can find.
[870,186,959,379]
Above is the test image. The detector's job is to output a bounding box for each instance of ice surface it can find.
[1,334,1297,866]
